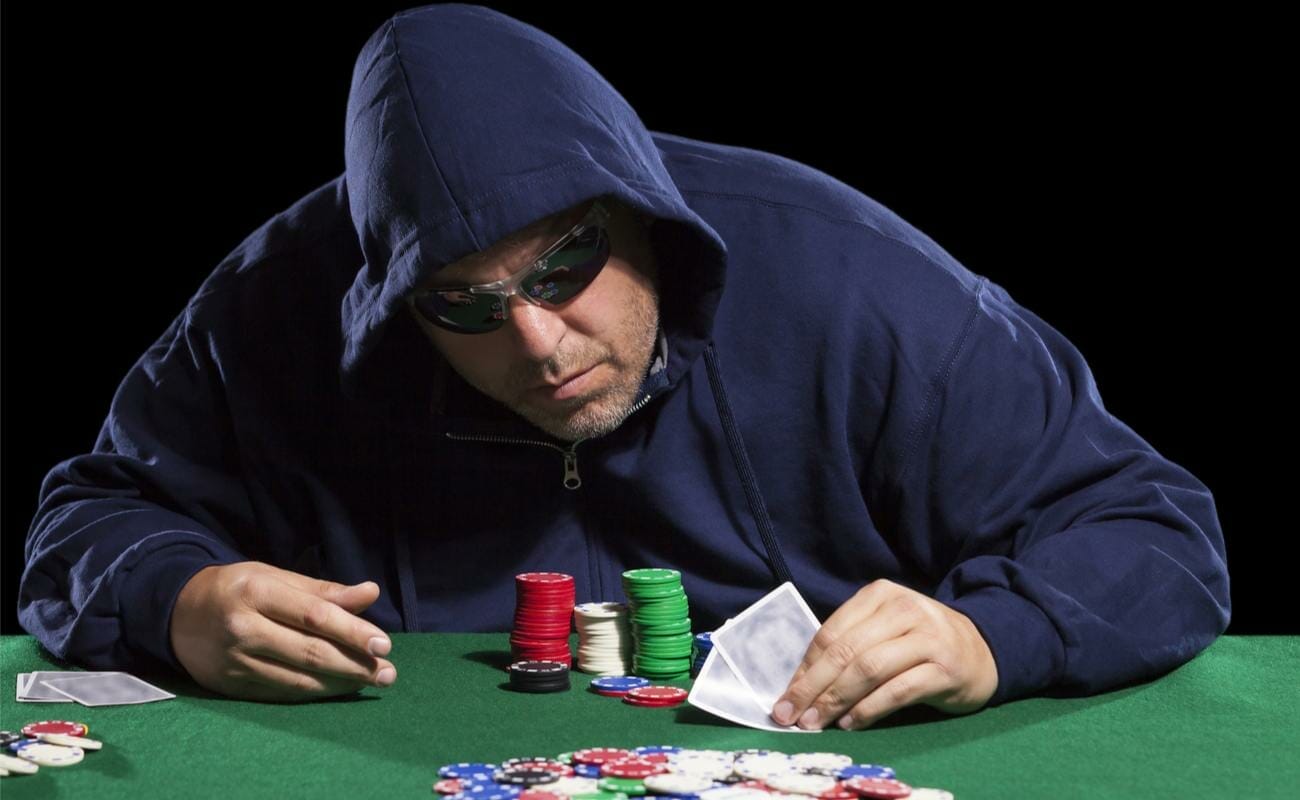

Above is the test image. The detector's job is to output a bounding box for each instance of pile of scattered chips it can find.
[511,572,576,668]
[575,601,633,675]
[623,569,692,681]
[433,746,954,799]
[0,721,103,777]
[691,632,713,677]
[509,661,572,693]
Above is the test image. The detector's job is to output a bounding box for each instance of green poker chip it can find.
[599,778,646,794]
[621,568,681,585]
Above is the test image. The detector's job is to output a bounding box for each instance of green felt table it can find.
[1,634,1296,799]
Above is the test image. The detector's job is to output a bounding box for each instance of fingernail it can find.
[798,707,820,729]
[368,636,391,657]
[773,700,794,725]
[375,667,396,687]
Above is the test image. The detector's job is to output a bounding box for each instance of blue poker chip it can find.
[836,764,897,780]
[572,763,602,778]
[591,676,651,692]
[459,785,522,800]
[439,762,499,780]
[633,744,682,755]
[695,632,713,647]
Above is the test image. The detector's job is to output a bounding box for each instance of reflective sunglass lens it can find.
[523,226,609,304]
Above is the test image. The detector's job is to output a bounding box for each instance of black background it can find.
[2,4,1285,637]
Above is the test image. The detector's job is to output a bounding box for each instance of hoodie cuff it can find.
[119,543,245,675]
[942,586,1064,708]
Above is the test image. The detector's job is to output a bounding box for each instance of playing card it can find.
[709,581,822,715]
[40,672,175,706]
[17,671,75,702]
[686,645,816,733]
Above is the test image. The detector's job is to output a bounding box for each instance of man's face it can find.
[408,198,660,442]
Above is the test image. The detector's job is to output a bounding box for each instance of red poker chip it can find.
[572,747,633,766]
[622,696,686,708]
[734,781,769,791]
[594,689,633,697]
[516,572,575,585]
[519,792,563,800]
[625,686,688,704]
[507,762,574,777]
[818,787,857,800]
[600,758,667,779]
[843,777,913,799]
[20,720,87,737]
[632,752,669,764]
[434,779,463,794]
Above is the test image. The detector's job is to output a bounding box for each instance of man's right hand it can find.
[169,561,397,702]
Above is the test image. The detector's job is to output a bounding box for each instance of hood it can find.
[339,3,729,406]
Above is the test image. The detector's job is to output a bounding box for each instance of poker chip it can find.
[644,773,715,794]
[0,753,39,775]
[573,748,634,766]
[547,777,601,796]
[509,661,571,694]
[12,741,84,767]
[791,753,853,775]
[841,777,912,799]
[836,766,897,781]
[436,779,466,794]
[904,791,954,800]
[623,686,688,707]
[598,776,647,794]
[462,784,524,800]
[496,768,561,786]
[590,676,651,696]
[633,745,681,756]
[519,792,564,800]
[441,763,501,780]
[572,763,602,778]
[20,721,87,738]
[0,732,21,749]
[733,752,796,781]
[600,757,667,779]
[764,773,838,796]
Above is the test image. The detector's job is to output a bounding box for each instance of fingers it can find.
[772,605,914,729]
[238,611,397,688]
[787,581,891,686]
[228,650,373,703]
[836,663,948,730]
[243,576,393,662]
[241,572,390,660]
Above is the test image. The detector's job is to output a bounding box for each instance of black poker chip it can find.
[0,731,22,748]
[495,768,561,785]
[507,660,571,694]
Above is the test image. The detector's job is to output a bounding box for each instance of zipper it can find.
[442,392,656,490]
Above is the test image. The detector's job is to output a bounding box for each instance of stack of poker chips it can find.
[573,601,633,675]
[622,568,692,680]
[0,722,104,776]
[510,572,575,668]
[691,631,713,677]
[507,660,571,693]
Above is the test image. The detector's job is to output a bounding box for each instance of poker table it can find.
[1,633,1296,799]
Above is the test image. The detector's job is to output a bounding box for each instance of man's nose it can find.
[503,294,566,361]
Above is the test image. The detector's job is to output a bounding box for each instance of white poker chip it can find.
[0,753,39,774]
[546,777,601,796]
[667,761,733,781]
[698,789,771,800]
[906,790,955,800]
[13,742,84,767]
[790,753,852,773]
[764,773,838,796]
[644,773,716,794]
[733,752,795,780]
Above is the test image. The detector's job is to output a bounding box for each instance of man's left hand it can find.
[770,579,999,730]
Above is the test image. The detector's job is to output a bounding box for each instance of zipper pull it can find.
[563,449,581,490]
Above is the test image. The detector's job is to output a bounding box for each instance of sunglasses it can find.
[407,199,612,334]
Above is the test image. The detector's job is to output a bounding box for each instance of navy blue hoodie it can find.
[19,4,1230,709]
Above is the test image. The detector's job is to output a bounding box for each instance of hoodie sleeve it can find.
[899,276,1230,708]
[19,305,255,675]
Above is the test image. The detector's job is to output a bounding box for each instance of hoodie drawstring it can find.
[703,343,795,587]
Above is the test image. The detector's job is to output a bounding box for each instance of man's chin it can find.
[517,393,629,442]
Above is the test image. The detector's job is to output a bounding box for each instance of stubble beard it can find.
[502,288,660,443]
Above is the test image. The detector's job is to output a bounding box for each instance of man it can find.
[19,4,1230,730]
